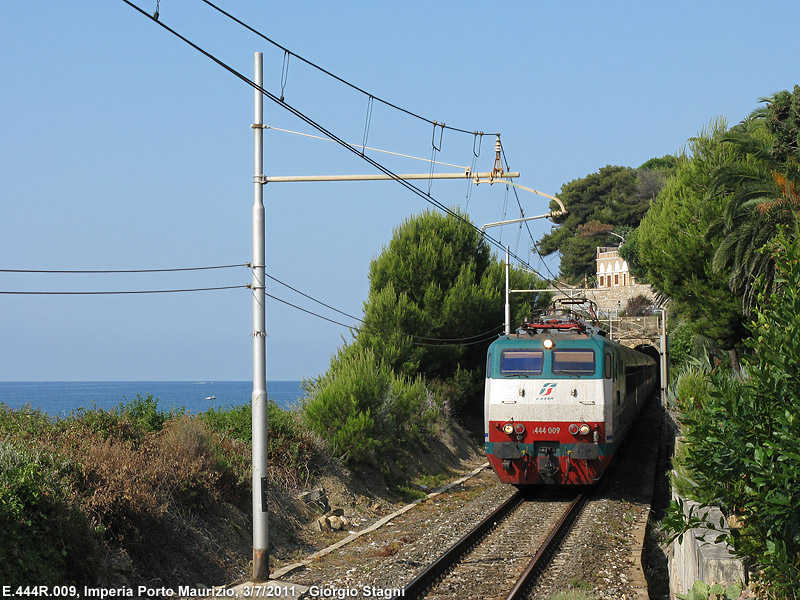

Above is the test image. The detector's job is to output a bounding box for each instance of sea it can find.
[0,380,306,417]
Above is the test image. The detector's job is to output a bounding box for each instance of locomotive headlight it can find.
[568,424,579,435]
[543,338,554,349]
[578,423,591,436]
[514,423,526,435]
[503,423,515,435]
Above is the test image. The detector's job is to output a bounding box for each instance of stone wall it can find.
[554,283,657,312]
[669,492,746,597]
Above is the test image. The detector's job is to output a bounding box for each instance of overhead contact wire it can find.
[119,0,539,277]
[198,0,495,136]
[500,146,567,291]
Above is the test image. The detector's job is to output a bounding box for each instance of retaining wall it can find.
[669,492,746,598]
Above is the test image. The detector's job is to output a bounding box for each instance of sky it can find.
[2,1,799,382]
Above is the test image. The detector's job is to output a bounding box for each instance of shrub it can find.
[64,395,179,442]
[0,403,52,439]
[673,366,712,412]
[78,424,222,543]
[201,401,319,490]
[676,581,742,600]
[623,294,652,316]
[304,346,438,465]
[66,402,128,440]
[667,319,696,372]
[0,441,99,585]
[202,403,252,442]
[663,232,800,598]
[119,393,177,433]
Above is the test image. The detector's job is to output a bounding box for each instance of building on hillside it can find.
[552,246,654,314]
[596,246,635,288]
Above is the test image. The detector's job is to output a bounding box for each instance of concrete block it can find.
[669,492,746,598]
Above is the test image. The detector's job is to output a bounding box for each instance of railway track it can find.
[391,489,588,600]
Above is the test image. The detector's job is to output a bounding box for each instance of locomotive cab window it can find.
[500,350,543,375]
[552,349,596,374]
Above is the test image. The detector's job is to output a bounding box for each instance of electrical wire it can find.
[111,2,553,341]
[0,285,247,295]
[0,264,247,274]
[0,257,503,343]
[410,331,503,347]
[262,125,468,169]
[265,290,502,347]
[265,275,504,342]
[118,0,541,279]
[0,272,500,346]
[500,145,568,292]
[265,291,355,329]
[266,272,502,342]
[265,273,363,323]
[198,0,495,137]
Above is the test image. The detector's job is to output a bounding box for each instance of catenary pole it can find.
[251,52,269,582]
[505,246,511,335]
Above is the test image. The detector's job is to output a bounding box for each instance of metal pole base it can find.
[253,547,269,582]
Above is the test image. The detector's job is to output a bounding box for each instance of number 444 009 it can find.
[532,426,560,435]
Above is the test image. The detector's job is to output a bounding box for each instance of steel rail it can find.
[391,491,525,600]
[505,492,588,600]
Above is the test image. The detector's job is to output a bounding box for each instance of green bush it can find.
[0,442,98,585]
[673,366,712,412]
[0,403,53,439]
[202,403,252,442]
[202,401,319,489]
[64,394,179,441]
[304,347,387,463]
[120,393,177,433]
[304,346,438,465]
[67,402,125,439]
[201,399,305,444]
[663,232,800,598]
[676,581,742,600]
[668,318,696,372]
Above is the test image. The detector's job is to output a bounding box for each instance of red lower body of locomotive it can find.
[485,419,615,485]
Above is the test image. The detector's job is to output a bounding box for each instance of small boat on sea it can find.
[205,395,216,400]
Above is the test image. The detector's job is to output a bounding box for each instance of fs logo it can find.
[538,382,557,396]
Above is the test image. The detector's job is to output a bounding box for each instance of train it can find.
[484,299,658,485]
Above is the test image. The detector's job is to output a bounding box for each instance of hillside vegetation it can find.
[624,86,800,599]
[0,396,288,586]
[1,391,483,587]
[301,209,550,469]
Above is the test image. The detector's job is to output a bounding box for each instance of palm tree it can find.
[709,111,800,312]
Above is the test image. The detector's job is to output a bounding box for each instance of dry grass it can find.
[76,417,222,543]
[0,403,261,586]
[369,543,400,557]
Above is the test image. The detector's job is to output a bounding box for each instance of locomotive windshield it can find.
[500,350,543,374]
[552,349,596,374]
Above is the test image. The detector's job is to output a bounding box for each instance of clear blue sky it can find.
[2,1,798,382]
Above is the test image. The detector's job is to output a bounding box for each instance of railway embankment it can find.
[0,396,484,591]
[234,396,666,600]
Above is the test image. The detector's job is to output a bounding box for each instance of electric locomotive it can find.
[484,299,657,485]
